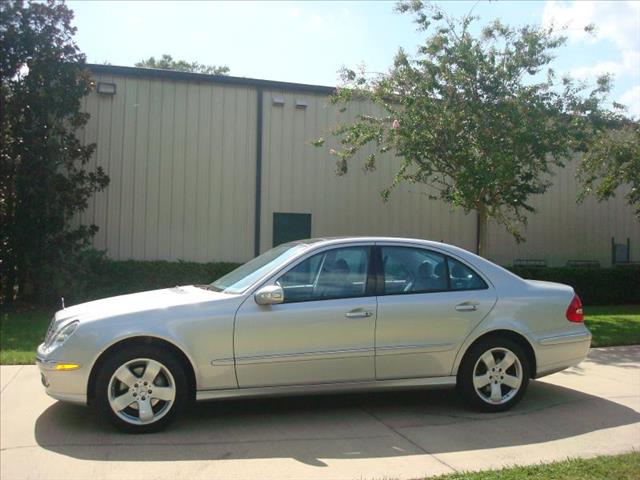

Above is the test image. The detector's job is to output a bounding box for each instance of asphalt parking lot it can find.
[1,346,639,480]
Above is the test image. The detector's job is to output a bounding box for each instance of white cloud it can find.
[570,50,640,79]
[286,8,337,35]
[310,14,326,30]
[543,0,639,114]
[619,85,640,118]
[542,1,639,51]
[289,7,301,19]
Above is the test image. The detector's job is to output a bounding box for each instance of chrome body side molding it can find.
[195,375,457,401]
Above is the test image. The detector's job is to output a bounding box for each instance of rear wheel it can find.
[94,344,189,433]
[458,337,530,412]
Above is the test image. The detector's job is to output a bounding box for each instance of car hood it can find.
[54,285,236,324]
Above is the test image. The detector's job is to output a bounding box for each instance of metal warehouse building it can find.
[77,64,639,267]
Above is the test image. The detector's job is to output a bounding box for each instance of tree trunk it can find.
[1,266,16,308]
[477,205,488,258]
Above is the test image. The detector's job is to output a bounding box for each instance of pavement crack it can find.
[360,407,459,474]
[0,434,390,452]
[1,365,24,395]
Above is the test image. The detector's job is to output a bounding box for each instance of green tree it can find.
[315,1,632,256]
[135,54,230,75]
[578,122,640,217]
[0,0,109,306]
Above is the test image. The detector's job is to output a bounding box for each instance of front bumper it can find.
[36,343,88,405]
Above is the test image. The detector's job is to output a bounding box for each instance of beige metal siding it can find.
[80,70,639,267]
[487,159,640,267]
[82,73,256,262]
[259,90,477,254]
[259,90,638,266]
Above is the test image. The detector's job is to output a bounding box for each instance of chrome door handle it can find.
[455,303,478,312]
[345,311,373,318]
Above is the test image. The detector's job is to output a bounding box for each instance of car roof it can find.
[290,236,450,249]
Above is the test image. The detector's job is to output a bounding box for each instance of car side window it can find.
[447,257,488,291]
[277,246,370,302]
[381,246,448,294]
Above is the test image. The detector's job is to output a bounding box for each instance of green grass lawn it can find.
[428,451,639,480]
[585,304,640,348]
[1,309,52,364]
[1,305,639,365]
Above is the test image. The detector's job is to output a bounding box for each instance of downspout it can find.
[254,88,264,257]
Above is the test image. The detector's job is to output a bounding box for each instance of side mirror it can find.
[254,285,284,305]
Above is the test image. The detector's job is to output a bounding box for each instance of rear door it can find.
[374,244,497,380]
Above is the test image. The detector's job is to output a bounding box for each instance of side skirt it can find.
[195,376,457,402]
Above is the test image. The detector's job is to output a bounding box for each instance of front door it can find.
[234,245,377,387]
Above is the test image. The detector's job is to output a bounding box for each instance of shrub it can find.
[508,266,640,305]
[50,250,239,307]
[23,250,640,308]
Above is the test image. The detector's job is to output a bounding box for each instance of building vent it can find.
[295,99,308,109]
[96,82,117,95]
[272,95,285,106]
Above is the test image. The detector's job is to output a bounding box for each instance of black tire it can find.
[457,336,530,412]
[93,343,189,433]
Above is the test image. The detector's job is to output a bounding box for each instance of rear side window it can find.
[381,246,448,294]
[380,246,487,295]
[447,257,488,290]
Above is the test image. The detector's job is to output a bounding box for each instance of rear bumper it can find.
[36,344,88,405]
[534,330,592,378]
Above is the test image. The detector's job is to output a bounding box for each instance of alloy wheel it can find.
[472,347,523,405]
[108,358,176,425]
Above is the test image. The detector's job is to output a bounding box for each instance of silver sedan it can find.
[37,237,591,432]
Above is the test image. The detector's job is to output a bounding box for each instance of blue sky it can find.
[69,0,639,117]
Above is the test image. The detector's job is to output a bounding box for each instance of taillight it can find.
[566,294,584,323]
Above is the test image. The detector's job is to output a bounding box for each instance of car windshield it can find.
[209,243,308,294]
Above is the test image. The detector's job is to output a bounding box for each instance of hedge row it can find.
[32,244,640,306]
[508,266,640,305]
[44,252,640,307]
[52,251,240,306]
[84,259,240,301]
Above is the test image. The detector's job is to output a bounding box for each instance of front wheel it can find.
[94,344,189,433]
[458,337,530,412]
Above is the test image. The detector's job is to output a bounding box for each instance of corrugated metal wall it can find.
[259,90,476,254]
[487,159,639,267]
[79,69,639,266]
[80,73,256,263]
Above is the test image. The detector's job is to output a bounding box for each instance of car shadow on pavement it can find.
[34,380,639,467]
[560,346,640,377]
[585,345,640,369]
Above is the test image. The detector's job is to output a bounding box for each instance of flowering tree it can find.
[315,1,634,256]
[578,123,640,217]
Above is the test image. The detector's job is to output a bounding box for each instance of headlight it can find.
[46,321,79,351]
